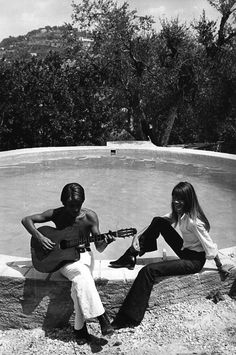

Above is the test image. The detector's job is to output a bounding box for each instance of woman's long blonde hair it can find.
[171,181,210,231]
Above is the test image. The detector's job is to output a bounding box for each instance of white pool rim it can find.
[0,141,235,171]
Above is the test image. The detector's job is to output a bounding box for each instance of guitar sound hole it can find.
[60,240,68,249]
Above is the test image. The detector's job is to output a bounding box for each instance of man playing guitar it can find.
[21,182,115,344]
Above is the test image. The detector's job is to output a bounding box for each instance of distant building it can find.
[78,37,94,49]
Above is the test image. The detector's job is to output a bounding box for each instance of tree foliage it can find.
[0,0,235,153]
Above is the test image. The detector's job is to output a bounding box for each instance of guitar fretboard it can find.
[60,232,116,249]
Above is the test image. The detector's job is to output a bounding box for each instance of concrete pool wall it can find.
[0,141,235,170]
[0,142,235,330]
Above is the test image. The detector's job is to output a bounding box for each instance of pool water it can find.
[0,155,235,260]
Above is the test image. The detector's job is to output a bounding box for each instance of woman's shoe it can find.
[109,248,137,269]
[111,313,140,330]
[74,323,91,345]
[97,312,114,336]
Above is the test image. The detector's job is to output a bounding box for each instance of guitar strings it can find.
[65,227,140,249]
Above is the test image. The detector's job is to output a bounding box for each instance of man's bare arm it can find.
[21,210,56,250]
[86,209,114,252]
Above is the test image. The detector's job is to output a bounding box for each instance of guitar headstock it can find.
[109,228,137,239]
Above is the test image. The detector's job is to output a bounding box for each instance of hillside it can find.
[0,26,91,61]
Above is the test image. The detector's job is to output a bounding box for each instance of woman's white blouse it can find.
[163,213,218,259]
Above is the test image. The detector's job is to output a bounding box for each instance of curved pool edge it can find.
[1,247,236,282]
[0,142,235,261]
[0,141,235,171]
[0,143,236,329]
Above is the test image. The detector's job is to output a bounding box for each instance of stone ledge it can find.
[0,247,235,330]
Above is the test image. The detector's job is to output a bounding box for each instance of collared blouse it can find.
[163,213,218,259]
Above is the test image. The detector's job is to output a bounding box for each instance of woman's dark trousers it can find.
[117,217,206,324]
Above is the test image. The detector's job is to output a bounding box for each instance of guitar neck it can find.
[59,228,136,250]
[90,233,112,243]
[61,232,113,249]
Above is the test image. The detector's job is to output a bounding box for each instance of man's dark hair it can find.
[60,183,85,205]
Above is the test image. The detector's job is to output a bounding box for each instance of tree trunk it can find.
[160,106,178,146]
[126,104,147,140]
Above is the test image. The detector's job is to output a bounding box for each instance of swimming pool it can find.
[0,144,235,260]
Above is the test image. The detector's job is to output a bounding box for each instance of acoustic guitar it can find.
[31,225,137,273]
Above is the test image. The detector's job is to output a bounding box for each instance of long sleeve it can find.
[190,219,218,260]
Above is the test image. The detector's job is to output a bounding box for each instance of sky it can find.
[0,0,220,42]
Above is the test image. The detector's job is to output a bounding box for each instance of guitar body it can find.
[31,225,137,273]
[31,226,81,273]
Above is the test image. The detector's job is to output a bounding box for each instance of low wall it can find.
[0,142,235,171]
[0,247,236,330]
